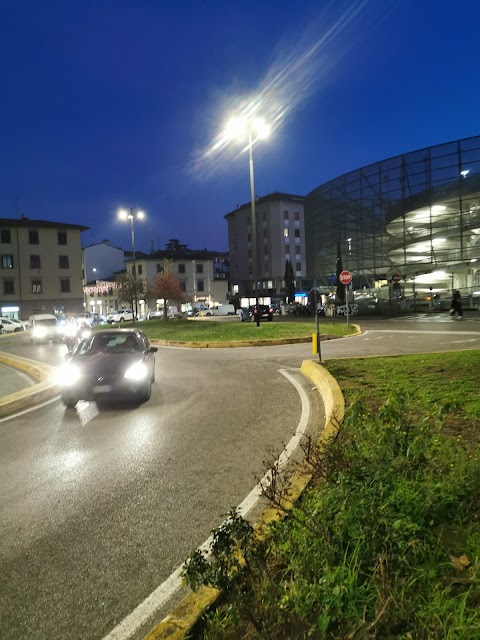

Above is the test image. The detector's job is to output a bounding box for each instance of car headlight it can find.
[33,326,48,338]
[65,326,77,337]
[56,363,81,386]
[81,328,91,339]
[124,362,148,381]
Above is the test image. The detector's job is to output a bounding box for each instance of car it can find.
[147,309,163,319]
[28,314,63,343]
[72,312,96,327]
[57,328,158,408]
[239,305,273,322]
[0,317,26,333]
[107,309,135,323]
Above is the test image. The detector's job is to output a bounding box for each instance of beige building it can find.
[125,239,229,316]
[0,217,88,319]
[225,192,306,300]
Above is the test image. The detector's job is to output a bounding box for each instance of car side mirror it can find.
[149,346,158,353]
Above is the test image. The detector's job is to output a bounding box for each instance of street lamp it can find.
[118,208,145,322]
[223,116,270,306]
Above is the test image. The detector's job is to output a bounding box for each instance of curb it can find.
[0,352,59,418]
[143,359,345,640]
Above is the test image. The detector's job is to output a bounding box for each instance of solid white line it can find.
[0,395,60,423]
[368,329,480,335]
[101,368,311,640]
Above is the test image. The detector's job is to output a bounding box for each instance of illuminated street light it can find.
[118,208,145,322]
[223,116,271,305]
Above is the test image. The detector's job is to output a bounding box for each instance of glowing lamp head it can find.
[118,209,129,220]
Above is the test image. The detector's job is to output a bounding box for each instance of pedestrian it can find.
[450,290,463,320]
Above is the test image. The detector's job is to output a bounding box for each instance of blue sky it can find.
[1,0,479,253]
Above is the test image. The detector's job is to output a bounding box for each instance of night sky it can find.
[1,0,479,254]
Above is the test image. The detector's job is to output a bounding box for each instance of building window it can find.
[263,211,267,221]
[294,211,300,221]
[1,229,11,243]
[57,231,67,245]
[138,264,143,275]
[296,246,301,254]
[60,278,71,293]
[284,228,289,238]
[296,262,301,272]
[59,255,69,269]
[295,229,300,238]
[29,230,39,244]
[3,279,14,295]
[196,263,203,274]
[1,254,14,269]
[178,263,186,274]
[285,244,290,254]
[247,233,251,242]
[30,255,41,269]
[197,279,204,292]
[284,211,289,220]
[180,281,186,292]
[156,263,162,273]
[32,279,42,294]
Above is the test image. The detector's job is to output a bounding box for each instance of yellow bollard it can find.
[312,333,318,354]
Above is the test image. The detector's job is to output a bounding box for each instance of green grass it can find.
[108,318,355,342]
[184,350,480,639]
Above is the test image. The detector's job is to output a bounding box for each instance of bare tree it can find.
[148,259,184,320]
[116,272,147,322]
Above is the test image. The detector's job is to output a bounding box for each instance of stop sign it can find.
[339,270,352,285]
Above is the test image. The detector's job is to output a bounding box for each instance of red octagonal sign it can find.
[339,270,352,285]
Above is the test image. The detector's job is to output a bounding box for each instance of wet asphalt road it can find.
[0,314,479,640]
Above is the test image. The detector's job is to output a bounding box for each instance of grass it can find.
[105,317,355,343]
[183,350,480,639]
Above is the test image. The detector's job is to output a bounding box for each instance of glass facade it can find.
[305,136,480,308]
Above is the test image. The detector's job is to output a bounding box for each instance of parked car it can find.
[107,309,135,323]
[57,328,157,408]
[212,304,236,316]
[0,317,26,333]
[147,309,163,320]
[28,314,63,344]
[239,305,273,322]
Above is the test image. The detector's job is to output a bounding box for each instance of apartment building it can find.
[126,239,229,315]
[225,192,306,300]
[0,216,88,318]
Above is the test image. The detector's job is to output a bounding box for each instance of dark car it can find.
[57,329,157,408]
[239,305,273,322]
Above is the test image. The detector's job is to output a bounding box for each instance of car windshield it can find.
[77,333,142,355]
[37,319,58,327]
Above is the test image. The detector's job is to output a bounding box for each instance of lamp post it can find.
[224,116,270,307]
[118,208,145,323]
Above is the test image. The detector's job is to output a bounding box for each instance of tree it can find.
[284,259,295,304]
[116,272,147,322]
[148,259,184,320]
[335,241,346,305]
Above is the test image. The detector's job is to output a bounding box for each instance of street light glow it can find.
[137,210,145,220]
[118,209,128,220]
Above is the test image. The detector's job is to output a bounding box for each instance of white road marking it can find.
[367,329,480,335]
[101,368,311,640]
[0,395,60,423]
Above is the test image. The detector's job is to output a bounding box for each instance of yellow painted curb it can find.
[0,352,59,418]
[144,360,345,639]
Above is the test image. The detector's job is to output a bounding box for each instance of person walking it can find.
[450,290,463,319]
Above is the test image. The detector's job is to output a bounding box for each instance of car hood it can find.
[71,352,143,378]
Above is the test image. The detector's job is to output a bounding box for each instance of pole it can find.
[345,283,349,327]
[248,130,258,308]
[130,210,138,324]
[314,288,321,363]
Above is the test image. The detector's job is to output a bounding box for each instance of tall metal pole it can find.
[314,287,321,363]
[130,209,138,323]
[248,130,258,306]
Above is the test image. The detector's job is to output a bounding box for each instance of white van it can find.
[212,304,235,316]
[28,314,62,344]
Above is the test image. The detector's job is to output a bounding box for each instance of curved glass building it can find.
[305,135,480,310]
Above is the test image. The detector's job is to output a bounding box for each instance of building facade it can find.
[225,192,306,301]
[0,217,88,318]
[305,136,480,310]
[125,239,229,315]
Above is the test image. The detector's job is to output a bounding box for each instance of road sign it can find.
[328,272,336,285]
[392,273,402,282]
[339,270,352,285]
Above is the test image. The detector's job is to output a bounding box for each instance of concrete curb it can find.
[144,359,345,640]
[0,352,59,418]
